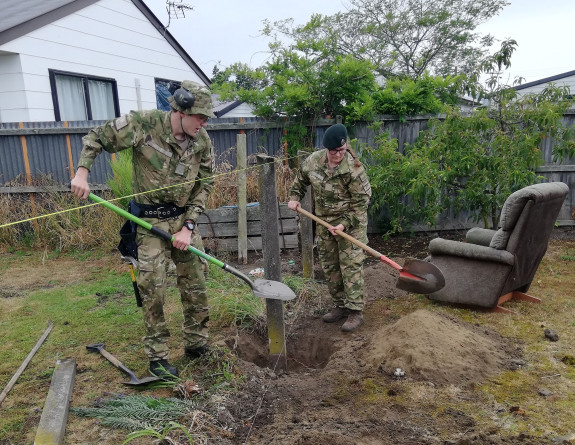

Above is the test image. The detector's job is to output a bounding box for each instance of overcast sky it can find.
[146,0,575,84]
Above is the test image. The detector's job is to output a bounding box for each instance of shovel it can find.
[88,193,295,301]
[86,343,162,386]
[295,207,445,294]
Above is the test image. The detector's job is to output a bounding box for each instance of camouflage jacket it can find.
[78,110,214,222]
[289,150,372,230]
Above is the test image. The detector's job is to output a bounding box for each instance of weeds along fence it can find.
[2,114,575,239]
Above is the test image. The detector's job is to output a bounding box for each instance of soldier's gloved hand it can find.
[329,224,345,236]
[172,229,192,251]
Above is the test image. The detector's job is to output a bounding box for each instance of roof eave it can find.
[214,100,245,117]
[514,69,575,91]
[0,0,99,46]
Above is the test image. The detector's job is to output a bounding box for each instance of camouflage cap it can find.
[168,80,216,118]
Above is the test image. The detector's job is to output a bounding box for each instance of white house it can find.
[0,0,211,123]
[513,70,575,97]
[212,96,255,119]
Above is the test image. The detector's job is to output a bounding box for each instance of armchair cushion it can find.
[466,227,497,246]
[499,193,530,231]
[489,228,511,250]
[429,238,515,265]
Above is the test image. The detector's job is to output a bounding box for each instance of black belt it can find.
[135,202,186,219]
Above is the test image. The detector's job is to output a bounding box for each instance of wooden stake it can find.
[0,321,53,406]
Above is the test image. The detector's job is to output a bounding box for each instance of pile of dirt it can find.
[364,309,511,385]
[214,240,545,445]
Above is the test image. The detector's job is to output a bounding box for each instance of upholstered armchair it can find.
[425,182,569,313]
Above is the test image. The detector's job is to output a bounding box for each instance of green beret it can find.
[168,80,215,118]
[322,124,348,150]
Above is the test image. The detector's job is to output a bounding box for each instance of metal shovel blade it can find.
[396,259,445,294]
[122,375,163,386]
[86,343,162,386]
[222,265,296,301]
[251,278,296,301]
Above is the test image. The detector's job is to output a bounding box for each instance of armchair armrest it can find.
[466,227,497,246]
[429,238,515,266]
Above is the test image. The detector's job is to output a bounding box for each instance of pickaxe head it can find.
[86,343,105,353]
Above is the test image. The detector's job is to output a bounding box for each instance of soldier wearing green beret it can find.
[288,123,372,332]
[71,80,216,378]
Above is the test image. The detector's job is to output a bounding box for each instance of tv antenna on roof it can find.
[164,1,194,29]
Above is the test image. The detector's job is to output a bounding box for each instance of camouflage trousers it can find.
[317,224,367,312]
[136,216,208,360]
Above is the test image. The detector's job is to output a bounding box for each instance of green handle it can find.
[88,193,225,268]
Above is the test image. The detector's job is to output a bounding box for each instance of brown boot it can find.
[341,310,364,332]
[322,307,348,323]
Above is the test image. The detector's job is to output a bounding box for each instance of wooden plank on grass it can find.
[34,358,76,445]
[0,321,53,407]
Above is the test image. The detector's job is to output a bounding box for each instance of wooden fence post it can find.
[237,133,247,263]
[298,151,315,279]
[257,154,287,372]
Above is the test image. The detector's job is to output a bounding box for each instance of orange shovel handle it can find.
[295,207,404,272]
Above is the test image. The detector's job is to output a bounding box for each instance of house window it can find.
[49,70,119,121]
[155,78,177,111]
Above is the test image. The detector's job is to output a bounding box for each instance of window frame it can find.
[49,69,120,121]
[155,77,178,111]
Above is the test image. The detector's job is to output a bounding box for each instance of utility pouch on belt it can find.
[117,200,140,260]
[136,202,186,218]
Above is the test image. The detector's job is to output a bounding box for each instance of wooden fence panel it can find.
[2,114,575,231]
[199,204,298,253]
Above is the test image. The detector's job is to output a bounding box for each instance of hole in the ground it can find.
[227,328,338,371]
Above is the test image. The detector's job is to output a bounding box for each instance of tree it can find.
[211,37,378,151]
[267,0,509,79]
[349,73,469,123]
[362,40,575,233]
[211,11,477,149]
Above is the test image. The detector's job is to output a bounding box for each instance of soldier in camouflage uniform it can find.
[71,80,216,378]
[288,124,372,332]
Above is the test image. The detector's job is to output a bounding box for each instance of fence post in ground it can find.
[298,151,315,279]
[256,154,287,371]
[237,133,247,263]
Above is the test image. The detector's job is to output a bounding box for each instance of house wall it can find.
[218,102,255,118]
[0,0,204,123]
[515,75,575,96]
[0,53,28,122]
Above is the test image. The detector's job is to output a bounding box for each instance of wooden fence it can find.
[2,114,575,233]
[199,203,298,253]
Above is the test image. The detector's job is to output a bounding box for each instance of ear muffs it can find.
[167,81,196,109]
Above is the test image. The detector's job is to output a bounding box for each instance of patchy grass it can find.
[0,248,289,444]
[1,238,575,443]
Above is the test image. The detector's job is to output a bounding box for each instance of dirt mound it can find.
[364,309,511,385]
[363,260,410,301]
